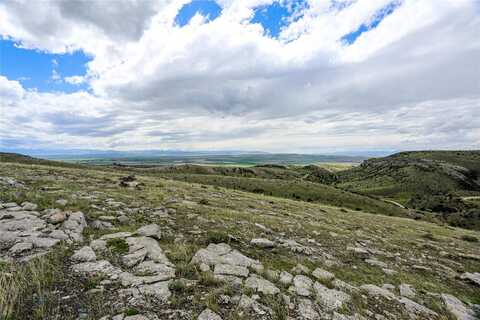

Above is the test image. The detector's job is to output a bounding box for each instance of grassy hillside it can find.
[0,157,479,319]
[335,151,480,229]
[160,174,407,217]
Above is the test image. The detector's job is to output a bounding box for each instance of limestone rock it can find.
[9,242,33,254]
[312,267,335,282]
[442,294,477,320]
[297,298,320,320]
[250,238,275,248]
[214,264,249,278]
[399,283,416,298]
[290,275,313,297]
[399,297,438,319]
[279,271,293,286]
[72,246,96,262]
[314,281,351,311]
[245,275,280,295]
[360,284,396,300]
[136,224,161,239]
[198,308,222,320]
[460,272,480,286]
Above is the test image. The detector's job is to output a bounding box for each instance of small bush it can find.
[461,235,478,242]
[125,308,139,316]
[106,238,129,255]
[199,198,209,205]
[206,230,230,244]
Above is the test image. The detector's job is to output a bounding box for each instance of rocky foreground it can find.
[0,162,479,319]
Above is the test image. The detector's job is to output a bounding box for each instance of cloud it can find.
[0,0,479,152]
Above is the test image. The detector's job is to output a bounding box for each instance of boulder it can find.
[250,238,275,248]
[72,246,96,262]
[198,309,222,320]
[245,275,280,295]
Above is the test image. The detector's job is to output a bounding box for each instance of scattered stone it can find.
[314,281,351,311]
[100,232,133,240]
[250,238,275,248]
[442,293,477,320]
[21,202,38,211]
[72,246,96,262]
[399,283,416,298]
[136,224,162,239]
[460,272,480,286]
[279,271,293,286]
[55,199,68,206]
[291,263,310,275]
[290,275,313,297]
[91,239,107,252]
[198,308,222,320]
[360,284,396,300]
[214,264,249,278]
[399,297,438,319]
[48,211,67,224]
[245,275,280,295]
[312,267,335,282]
[365,258,388,268]
[297,298,320,320]
[9,242,33,254]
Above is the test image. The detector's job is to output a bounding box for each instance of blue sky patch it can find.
[251,0,308,38]
[0,39,91,93]
[175,0,222,27]
[341,1,401,44]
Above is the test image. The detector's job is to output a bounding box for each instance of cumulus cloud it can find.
[0,0,479,152]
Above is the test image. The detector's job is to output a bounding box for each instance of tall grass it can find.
[0,250,66,320]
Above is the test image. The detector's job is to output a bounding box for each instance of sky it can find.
[0,0,479,154]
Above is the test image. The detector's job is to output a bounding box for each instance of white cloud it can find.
[0,0,479,152]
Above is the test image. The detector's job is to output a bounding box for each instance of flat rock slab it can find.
[198,308,222,320]
[245,275,280,295]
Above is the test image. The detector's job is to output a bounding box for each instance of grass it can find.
[161,174,407,217]
[1,156,480,318]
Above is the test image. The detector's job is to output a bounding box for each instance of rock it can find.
[250,238,275,248]
[49,230,69,240]
[191,243,261,270]
[100,232,133,240]
[460,272,480,286]
[238,294,273,318]
[134,261,175,281]
[49,212,67,224]
[279,271,293,285]
[117,215,130,224]
[72,246,96,262]
[124,316,149,320]
[125,237,172,265]
[313,281,351,311]
[442,293,477,320]
[214,264,249,277]
[9,242,33,254]
[297,298,320,320]
[21,202,38,211]
[91,239,107,252]
[360,284,396,300]
[122,248,147,267]
[291,263,310,275]
[399,297,438,319]
[399,283,416,298]
[332,279,358,293]
[62,211,86,242]
[365,258,388,268]
[198,308,222,320]
[136,224,161,239]
[72,260,120,276]
[312,268,335,282]
[27,236,60,248]
[136,280,172,302]
[245,275,280,295]
[55,199,68,206]
[199,263,210,272]
[290,275,313,297]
